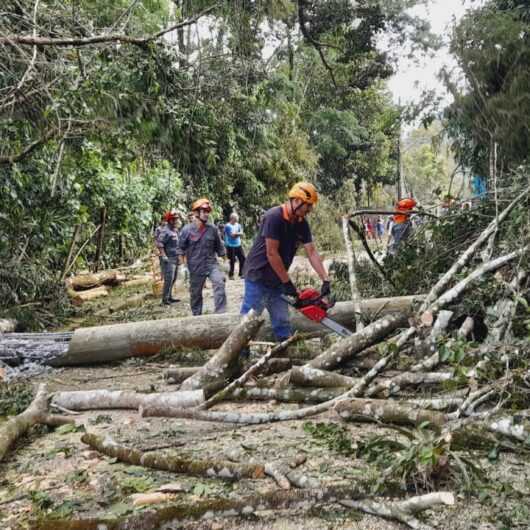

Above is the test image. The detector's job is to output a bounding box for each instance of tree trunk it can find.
[82,433,265,480]
[61,224,80,281]
[50,295,420,366]
[67,269,127,291]
[335,398,448,429]
[180,310,264,392]
[306,313,408,371]
[51,389,204,411]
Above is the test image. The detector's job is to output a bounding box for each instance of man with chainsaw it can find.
[241,182,330,342]
[178,198,227,316]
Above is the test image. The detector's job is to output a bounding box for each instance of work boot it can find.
[169,297,180,303]
[161,300,171,306]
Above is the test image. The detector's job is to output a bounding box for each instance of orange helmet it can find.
[288,182,318,205]
[163,210,177,222]
[191,197,212,212]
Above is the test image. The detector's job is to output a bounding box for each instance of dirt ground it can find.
[1,261,529,530]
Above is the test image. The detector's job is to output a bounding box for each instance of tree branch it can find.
[0,4,218,48]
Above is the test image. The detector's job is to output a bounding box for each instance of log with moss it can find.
[81,433,265,480]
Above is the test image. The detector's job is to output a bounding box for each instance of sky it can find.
[388,0,479,106]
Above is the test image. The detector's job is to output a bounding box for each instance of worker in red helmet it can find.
[240,182,330,343]
[178,198,227,315]
[388,197,417,255]
[156,210,181,305]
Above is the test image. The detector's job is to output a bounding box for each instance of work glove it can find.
[320,280,331,298]
[281,280,298,299]
[161,255,169,263]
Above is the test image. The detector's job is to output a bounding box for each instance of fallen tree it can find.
[49,295,420,366]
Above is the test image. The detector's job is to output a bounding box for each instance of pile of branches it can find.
[3,187,529,529]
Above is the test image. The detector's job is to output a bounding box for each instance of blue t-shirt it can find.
[224,223,242,248]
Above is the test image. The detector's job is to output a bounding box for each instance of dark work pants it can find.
[161,257,178,302]
[226,246,245,278]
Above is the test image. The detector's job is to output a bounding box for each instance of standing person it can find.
[156,211,180,306]
[178,198,227,316]
[375,217,385,241]
[241,182,330,342]
[224,212,246,279]
[388,197,417,255]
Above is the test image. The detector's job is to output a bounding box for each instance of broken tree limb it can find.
[335,398,448,429]
[420,187,530,311]
[32,484,374,530]
[342,216,363,331]
[81,433,265,480]
[51,389,204,411]
[341,491,455,530]
[180,310,264,392]
[230,386,349,404]
[289,366,357,388]
[141,344,397,423]
[164,366,201,384]
[51,295,420,366]
[265,462,320,489]
[364,371,453,398]
[198,333,300,409]
[306,313,408,371]
[94,292,150,316]
[457,316,475,339]
[0,384,74,461]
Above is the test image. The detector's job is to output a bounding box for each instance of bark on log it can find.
[0,384,74,461]
[51,389,204,411]
[81,433,265,480]
[32,484,371,530]
[67,285,109,305]
[289,366,358,388]
[335,398,448,429]
[68,269,127,291]
[306,313,408,371]
[180,310,264,392]
[365,371,453,398]
[230,386,349,404]
[53,295,420,366]
[94,293,150,316]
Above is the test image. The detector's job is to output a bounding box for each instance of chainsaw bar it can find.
[320,316,353,337]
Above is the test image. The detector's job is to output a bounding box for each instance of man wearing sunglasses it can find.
[178,198,227,316]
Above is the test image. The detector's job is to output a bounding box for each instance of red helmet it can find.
[163,211,177,222]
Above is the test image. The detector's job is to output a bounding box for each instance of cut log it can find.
[121,276,153,289]
[335,398,448,429]
[81,433,265,480]
[67,285,108,305]
[94,293,150,316]
[51,389,204,411]
[52,295,421,366]
[289,366,358,388]
[67,269,127,291]
[165,366,201,384]
[0,384,74,461]
[306,313,408,371]
[180,310,264,392]
[0,319,17,333]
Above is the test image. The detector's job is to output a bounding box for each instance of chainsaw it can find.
[282,287,352,338]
